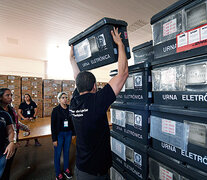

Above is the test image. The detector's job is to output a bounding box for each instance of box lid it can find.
[111,102,149,111]
[110,62,151,76]
[132,41,152,52]
[110,130,148,153]
[148,148,207,180]
[69,17,128,45]
[150,0,193,25]
[149,104,207,118]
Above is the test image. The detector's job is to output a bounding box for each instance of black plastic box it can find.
[110,62,152,104]
[148,148,207,180]
[132,41,154,64]
[111,163,136,180]
[68,17,131,71]
[152,54,207,110]
[110,102,150,145]
[151,0,207,65]
[110,131,148,180]
[150,104,207,172]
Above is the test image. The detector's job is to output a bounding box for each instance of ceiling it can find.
[0,0,178,80]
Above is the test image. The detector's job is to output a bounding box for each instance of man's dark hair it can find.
[76,71,96,93]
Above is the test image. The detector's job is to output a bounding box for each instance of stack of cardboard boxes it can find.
[0,75,21,111]
[62,80,75,104]
[43,80,61,117]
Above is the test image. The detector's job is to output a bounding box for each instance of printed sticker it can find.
[115,110,125,121]
[134,152,142,166]
[177,32,188,48]
[126,111,134,126]
[163,19,177,37]
[124,32,128,39]
[201,25,207,41]
[74,39,91,62]
[186,63,206,84]
[88,36,99,54]
[126,146,134,163]
[97,34,106,48]
[188,122,207,147]
[135,114,142,127]
[159,166,173,180]
[134,75,142,87]
[189,29,200,44]
[125,75,134,89]
[121,84,125,92]
[162,119,176,135]
[111,137,126,161]
[177,23,207,53]
[161,68,176,85]
[115,110,126,127]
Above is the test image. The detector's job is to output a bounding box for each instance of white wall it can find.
[0,56,46,78]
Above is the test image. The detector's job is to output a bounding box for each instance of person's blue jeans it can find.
[0,154,7,178]
[54,131,72,177]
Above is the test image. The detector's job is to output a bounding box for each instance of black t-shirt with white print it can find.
[19,101,37,118]
[70,83,116,176]
[0,111,13,155]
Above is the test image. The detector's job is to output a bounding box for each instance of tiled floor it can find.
[10,136,76,180]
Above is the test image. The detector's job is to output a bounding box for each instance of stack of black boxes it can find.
[110,41,153,180]
[149,0,207,179]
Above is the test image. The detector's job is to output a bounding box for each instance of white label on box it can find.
[159,166,173,180]
[135,114,142,127]
[177,32,188,47]
[161,68,176,85]
[115,110,125,121]
[134,75,142,87]
[201,25,207,41]
[162,119,176,135]
[189,29,200,44]
[120,84,125,92]
[111,137,126,161]
[126,146,134,162]
[163,18,177,37]
[134,152,142,166]
[188,122,207,147]
[186,63,207,84]
[125,75,134,89]
[125,111,134,126]
[115,110,125,127]
[74,38,92,62]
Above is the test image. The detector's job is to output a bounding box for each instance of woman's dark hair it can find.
[24,94,32,102]
[0,88,11,102]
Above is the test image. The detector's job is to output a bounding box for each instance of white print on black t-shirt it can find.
[70,109,88,117]
[0,117,6,126]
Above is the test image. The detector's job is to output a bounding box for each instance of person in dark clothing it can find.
[51,92,74,180]
[0,88,30,180]
[18,94,41,146]
[69,27,128,180]
[0,111,15,179]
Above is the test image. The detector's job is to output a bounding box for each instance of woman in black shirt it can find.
[0,111,15,179]
[0,88,30,180]
[18,94,41,146]
[51,92,74,180]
